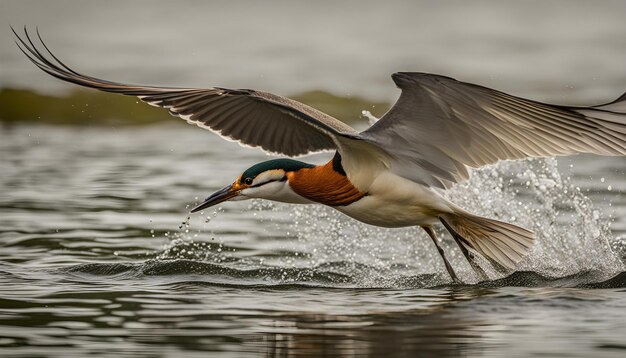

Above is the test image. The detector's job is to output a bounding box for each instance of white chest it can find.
[335,171,454,228]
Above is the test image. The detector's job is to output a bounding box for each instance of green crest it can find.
[241,159,314,181]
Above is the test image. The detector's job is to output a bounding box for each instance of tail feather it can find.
[440,212,534,270]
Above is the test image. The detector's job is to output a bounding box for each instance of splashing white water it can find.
[281,158,624,285]
[157,158,623,287]
[448,158,623,278]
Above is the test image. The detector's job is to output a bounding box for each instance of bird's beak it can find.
[190,184,240,213]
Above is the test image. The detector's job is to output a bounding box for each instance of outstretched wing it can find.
[13,27,359,157]
[362,72,626,189]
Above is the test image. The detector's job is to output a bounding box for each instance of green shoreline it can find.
[0,88,389,126]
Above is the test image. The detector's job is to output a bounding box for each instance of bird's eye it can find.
[244,177,253,185]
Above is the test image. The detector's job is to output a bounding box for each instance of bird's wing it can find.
[361,72,626,189]
[14,28,359,157]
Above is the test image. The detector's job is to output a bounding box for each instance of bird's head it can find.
[190,159,315,213]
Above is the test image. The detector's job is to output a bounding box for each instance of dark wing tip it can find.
[11,26,357,158]
[611,91,626,103]
[391,72,459,89]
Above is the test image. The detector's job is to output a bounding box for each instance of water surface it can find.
[1,123,625,357]
[2,1,626,356]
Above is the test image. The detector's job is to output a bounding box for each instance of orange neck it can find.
[286,157,366,206]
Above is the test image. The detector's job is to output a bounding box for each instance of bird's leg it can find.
[422,226,460,283]
[439,218,489,281]
[455,239,489,281]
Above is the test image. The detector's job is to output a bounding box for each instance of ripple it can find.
[63,260,357,288]
[60,259,626,290]
[470,270,626,289]
[1,122,625,357]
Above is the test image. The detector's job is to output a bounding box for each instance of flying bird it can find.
[14,28,626,282]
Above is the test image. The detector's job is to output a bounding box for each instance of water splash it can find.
[150,158,623,288]
[156,209,228,262]
[282,158,624,286]
[447,158,624,279]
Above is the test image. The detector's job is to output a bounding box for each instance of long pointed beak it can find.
[190,185,240,213]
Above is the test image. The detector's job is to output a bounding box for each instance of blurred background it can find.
[2,1,626,357]
[2,0,626,124]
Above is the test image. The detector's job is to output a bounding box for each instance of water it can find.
[1,122,625,357]
[2,0,626,356]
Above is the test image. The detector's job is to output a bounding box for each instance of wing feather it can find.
[19,28,625,189]
[363,72,626,188]
[13,27,359,157]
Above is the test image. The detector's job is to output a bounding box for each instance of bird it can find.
[13,27,626,282]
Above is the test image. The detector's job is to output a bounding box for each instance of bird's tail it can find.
[439,211,534,270]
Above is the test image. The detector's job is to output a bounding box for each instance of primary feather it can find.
[362,72,626,188]
[14,28,626,191]
[12,27,359,157]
